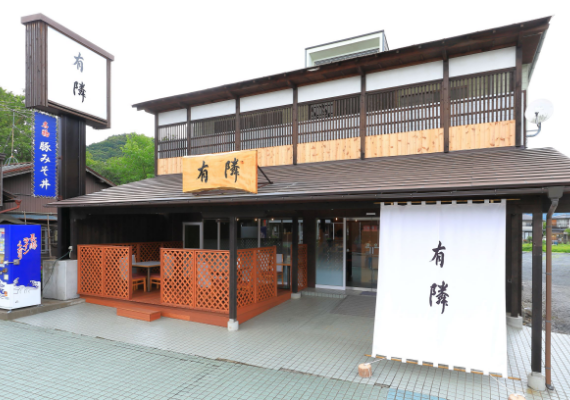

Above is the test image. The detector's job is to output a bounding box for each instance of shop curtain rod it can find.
[376,199,517,205]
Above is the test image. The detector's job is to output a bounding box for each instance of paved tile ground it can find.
[14,294,570,400]
[0,320,391,400]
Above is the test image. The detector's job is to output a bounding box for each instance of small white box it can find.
[42,260,79,301]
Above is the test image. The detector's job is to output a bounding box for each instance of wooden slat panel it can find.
[157,145,293,174]
[449,120,515,151]
[258,145,293,167]
[157,121,512,173]
[365,128,444,158]
[297,137,361,164]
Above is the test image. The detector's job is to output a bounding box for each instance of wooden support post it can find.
[511,212,523,317]
[515,46,523,147]
[229,216,238,321]
[304,214,317,288]
[186,107,191,156]
[360,74,366,160]
[442,60,450,153]
[69,209,78,260]
[531,204,543,373]
[235,98,241,151]
[505,210,513,315]
[292,216,299,293]
[292,87,298,165]
[58,115,86,258]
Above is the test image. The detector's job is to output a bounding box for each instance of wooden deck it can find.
[82,289,291,327]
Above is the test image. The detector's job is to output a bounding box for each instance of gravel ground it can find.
[522,252,570,334]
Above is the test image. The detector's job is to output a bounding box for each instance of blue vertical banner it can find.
[33,112,57,198]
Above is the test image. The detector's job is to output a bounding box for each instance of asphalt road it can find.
[522,251,570,285]
[522,252,570,334]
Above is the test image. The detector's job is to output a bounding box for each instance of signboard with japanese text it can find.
[372,200,507,377]
[33,112,57,198]
[182,150,258,194]
[0,224,41,310]
[22,14,113,129]
[47,26,108,121]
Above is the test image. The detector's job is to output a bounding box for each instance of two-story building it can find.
[48,16,570,388]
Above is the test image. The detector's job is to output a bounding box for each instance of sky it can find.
[0,0,568,154]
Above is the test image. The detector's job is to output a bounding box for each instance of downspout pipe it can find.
[546,186,564,390]
[0,199,22,214]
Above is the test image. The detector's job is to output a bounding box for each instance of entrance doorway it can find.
[183,222,203,249]
[315,217,379,290]
[345,218,379,289]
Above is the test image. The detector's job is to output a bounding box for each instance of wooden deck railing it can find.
[109,241,183,262]
[160,246,277,312]
[78,243,294,312]
[236,246,278,308]
[77,245,132,300]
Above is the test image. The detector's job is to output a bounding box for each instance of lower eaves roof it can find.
[47,147,570,209]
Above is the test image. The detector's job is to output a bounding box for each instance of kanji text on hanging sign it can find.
[182,150,258,194]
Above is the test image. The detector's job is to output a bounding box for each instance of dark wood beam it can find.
[229,216,238,321]
[291,216,299,293]
[292,87,298,165]
[154,114,158,175]
[511,212,523,317]
[442,60,450,153]
[506,209,513,314]
[531,203,543,373]
[515,46,523,147]
[186,107,191,157]
[303,214,316,288]
[360,73,366,160]
[235,97,241,151]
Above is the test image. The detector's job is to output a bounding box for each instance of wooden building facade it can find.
[46,16,570,388]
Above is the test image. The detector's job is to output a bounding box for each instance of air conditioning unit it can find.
[305,30,388,68]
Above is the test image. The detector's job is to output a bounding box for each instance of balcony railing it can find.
[156,68,518,161]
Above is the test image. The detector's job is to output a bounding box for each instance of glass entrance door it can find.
[315,218,344,288]
[345,219,379,289]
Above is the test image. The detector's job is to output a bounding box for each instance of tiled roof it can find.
[48,147,570,208]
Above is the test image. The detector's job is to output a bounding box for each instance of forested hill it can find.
[87,134,129,162]
[87,133,154,185]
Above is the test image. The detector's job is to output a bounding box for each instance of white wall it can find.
[158,109,187,126]
[240,89,293,113]
[191,99,236,121]
[367,61,443,91]
[298,76,360,103]
[449,47,515,78]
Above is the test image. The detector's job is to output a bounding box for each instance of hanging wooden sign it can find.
[182,150,258,194]
[21,14,113,129]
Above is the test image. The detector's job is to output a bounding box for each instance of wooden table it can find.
[132,261,160,292]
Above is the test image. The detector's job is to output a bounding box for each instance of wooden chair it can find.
[150,272,161,289]
[132,274,146,292]
[131,255,146,292]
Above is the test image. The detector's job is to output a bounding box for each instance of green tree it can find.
[88,133,154,185]
[0,87,34,162]
[87,134,129,161]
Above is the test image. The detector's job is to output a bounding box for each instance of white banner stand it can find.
[372,200,507,377]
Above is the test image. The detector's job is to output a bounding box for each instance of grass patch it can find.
[522,243,570,253]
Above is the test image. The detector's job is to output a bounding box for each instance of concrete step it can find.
[117,307,161,322]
